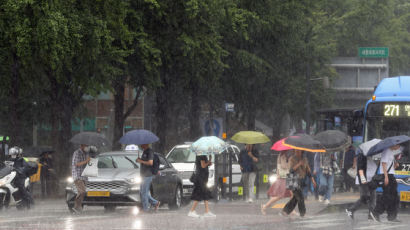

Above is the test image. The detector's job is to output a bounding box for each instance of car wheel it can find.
[169,185,182,210]
[104,205,117,212]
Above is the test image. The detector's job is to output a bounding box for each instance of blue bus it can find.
[363,76,410,205]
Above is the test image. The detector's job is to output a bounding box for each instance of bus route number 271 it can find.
[384,104,399,117]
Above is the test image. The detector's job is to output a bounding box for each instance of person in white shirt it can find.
[370,145,402,222]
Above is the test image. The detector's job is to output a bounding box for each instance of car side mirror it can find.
[159,164,166,170]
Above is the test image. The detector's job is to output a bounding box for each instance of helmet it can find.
[9,146,23,158]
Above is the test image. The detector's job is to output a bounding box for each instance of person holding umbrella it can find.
[188,154,215,218]
[71,144,91,213]
[280,149,316,217]
[187,136,226,218]
[232,131,270,203]
[119,129,160,213]
[136,143,160,213]
[39,151,55,198]
[369,136,407,222]
[345,139,380,220]
[239,144,259,203]
[70,131,110,213]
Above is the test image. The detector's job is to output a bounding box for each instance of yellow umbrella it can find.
[231,131,270,144]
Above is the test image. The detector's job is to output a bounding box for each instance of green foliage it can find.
[2,0,410,152]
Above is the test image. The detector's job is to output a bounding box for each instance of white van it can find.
[166,143,242,201]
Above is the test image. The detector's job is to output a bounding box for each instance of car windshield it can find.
[97,155,139,169]
[166,147,227,163]
[167,147,196,163]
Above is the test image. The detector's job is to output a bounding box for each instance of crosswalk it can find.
[290,213,408,230]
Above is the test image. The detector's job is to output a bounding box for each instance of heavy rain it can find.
[0,0,410,229]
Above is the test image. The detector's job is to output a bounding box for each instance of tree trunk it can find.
[113,78,125,150]
[9,53,22,145]
[48,72,61,173]
[188,83,201,140]
[155,84,169,153]
[59,88,74,177]
[246,108,256,130]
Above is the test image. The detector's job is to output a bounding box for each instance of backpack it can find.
[151,153,160,175]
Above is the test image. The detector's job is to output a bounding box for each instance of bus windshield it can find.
[365,102,410,164]
[365,117,410,141]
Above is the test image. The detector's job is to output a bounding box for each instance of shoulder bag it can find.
[368,161,393,190]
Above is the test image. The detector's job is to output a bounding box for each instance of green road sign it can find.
[359,47,389,58]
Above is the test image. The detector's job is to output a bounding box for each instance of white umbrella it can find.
[358,139,381,156]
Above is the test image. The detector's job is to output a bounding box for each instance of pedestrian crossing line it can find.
[298,222,343,229]
[355,224,407,230]
[295,217,345,224]
[0,215,56,223]
[271,203,286,208]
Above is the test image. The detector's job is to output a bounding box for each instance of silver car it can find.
[65,151,183,212]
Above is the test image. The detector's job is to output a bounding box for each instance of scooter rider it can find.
[9,146,34,208]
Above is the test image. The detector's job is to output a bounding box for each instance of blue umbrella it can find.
[367,135,410,156]
[190,136,228,155]
[357,139,381,156]
[119,129,159,145]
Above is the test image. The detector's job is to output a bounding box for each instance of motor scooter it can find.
[0,162,31,210]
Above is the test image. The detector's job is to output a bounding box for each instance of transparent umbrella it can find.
[190,136,228,156]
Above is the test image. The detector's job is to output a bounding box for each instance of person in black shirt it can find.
[342,145,356,192]
[238,144,259,202]
[346,150,377,220]
[39,152,54,198]
[188,155,215,218]
[136,144,160,213]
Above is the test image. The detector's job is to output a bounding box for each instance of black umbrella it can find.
[367,135,410,156]
[283,134,326,153]
[314,130,351,152]
[119,129,159,145]
[24,145,54,157]
[70,132,110,147]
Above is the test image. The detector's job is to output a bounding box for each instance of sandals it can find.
[261,204,267,215]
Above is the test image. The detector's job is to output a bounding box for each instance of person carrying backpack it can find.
[136,144,160,213]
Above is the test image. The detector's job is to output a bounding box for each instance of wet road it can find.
[0,198,409,230]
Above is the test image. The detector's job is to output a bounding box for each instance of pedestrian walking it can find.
[238,144,259,203]
[370,145,403,222]
[345,149,377,220]
[261,151,292,215]
[342,145,356,192]
[136,144,160,213]
[303,152,315,199]
[317,152,337,205]
[188,155,215,218]
[280,149,316,218]
[40,152,54,198]
[71,144,91,213]
[313,153,321,200]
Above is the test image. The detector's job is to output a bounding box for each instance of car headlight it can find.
[127,176,142,184]
[66,177,74,184]
[207,182,213,188]
[269,175,277,184]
